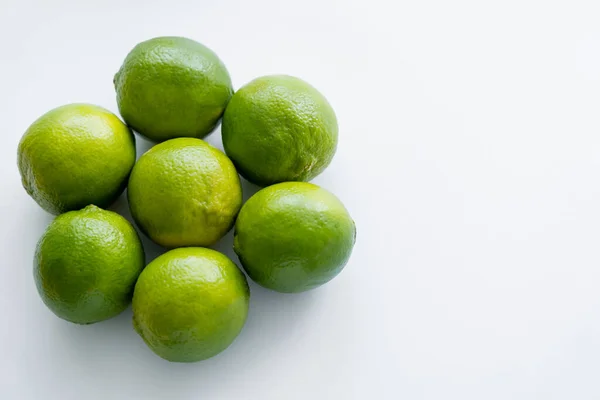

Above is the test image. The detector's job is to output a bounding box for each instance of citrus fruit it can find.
[132,247,249,362]
[234,182,355,293]
[34,205,145,324]
[114,36,233,142]
[128,137,242,248]
[222,75,338,186]
[17,103,136,215]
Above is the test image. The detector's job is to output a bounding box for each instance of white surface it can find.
[2,0,600,399]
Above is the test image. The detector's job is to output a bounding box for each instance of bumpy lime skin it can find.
[34,205,145,324]
[127,138,243,248]
[222,75,338,187]
[114,36,233,142]
[234,182,356,293]
[17,104,136,215]
[132,248,250,363]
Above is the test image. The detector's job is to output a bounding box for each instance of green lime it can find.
[222,75,338,187]
[34,205,145,324]
[132,247,249,362]
[234,182,355,293]
[114,36,233,142]
[18,103,136,215]
[128,137,242,248]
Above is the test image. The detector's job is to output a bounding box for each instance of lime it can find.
[132,247,249,362]
[34,205,145,324]
[114,36,233,142]
[234,182,355,293]
[222,75,338,186]
[128,137,242,248]
[18,103,136,215]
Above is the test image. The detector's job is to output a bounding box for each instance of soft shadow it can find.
[19,204,55,237]
[211,177,261,261]
[134,123,221,156]
[203,121,224,151]
[49,307,139,366]
[239,177,261,203]
[46,281,322,397]
[109,190,165,264]
[134,133,156,159]
[13,203,56,312]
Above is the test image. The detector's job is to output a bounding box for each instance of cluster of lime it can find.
[18,37,356,363]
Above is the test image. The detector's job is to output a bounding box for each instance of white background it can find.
[1,0,600,399]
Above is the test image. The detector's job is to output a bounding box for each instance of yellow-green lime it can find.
[34,205,145,324]
[128,138,242,248]
[114,36,233,142]
[222,75,338,186]
[18,103,136,215]
[132,247,249,362]
[234,182,356,293]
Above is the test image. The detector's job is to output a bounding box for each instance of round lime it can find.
[222,75,338,186]
[115,36,233,142]
[18,103,136,215]
[127,137,242,248]
[132,247,249,362]
[234,182,356,293]
[34,205,145,324]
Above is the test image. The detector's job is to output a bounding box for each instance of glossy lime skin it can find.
[17,104,136,215]
[132,248,250,362]
[115,36,233,142]
[34,205,145,324]
[222,75,338,187]
[128,138,242,248]
[234,182,356,293]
